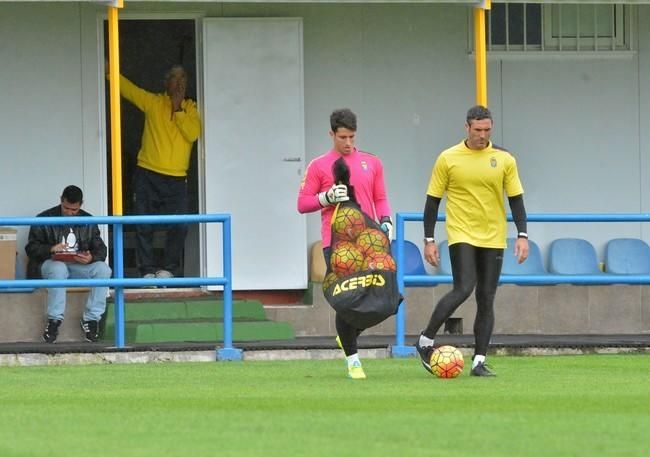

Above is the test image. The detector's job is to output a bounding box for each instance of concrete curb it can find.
[1,345,648,367]
[0,351,216,367]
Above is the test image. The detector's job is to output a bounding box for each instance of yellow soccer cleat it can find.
[347,360,366,380]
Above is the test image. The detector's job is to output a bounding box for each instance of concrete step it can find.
[102,299,295,343]
[102,319,295,343]
[104,299,268,322]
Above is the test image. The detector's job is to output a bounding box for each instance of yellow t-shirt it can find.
[426,141,524,248]
[120,76,201,177]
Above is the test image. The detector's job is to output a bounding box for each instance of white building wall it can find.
[0,3,106,270]
[499,58,641,256]
[639,6,650,233]
[1,2,649,275]
[493,6,650,261]
[0,4,87,207]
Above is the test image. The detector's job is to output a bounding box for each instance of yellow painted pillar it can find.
[107,1,124,216]
[473,0,490,107]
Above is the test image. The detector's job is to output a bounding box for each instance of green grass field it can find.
[1,355,648,457]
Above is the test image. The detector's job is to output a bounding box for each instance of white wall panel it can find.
[0,3,105,270]
[639,7,650,240]
[203,18,307,290]
[500,58,641,257]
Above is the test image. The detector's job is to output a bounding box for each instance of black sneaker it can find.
[80,320,99,342]
[43,319,62,343]
[470,361,496,377]
[415,336,434,374]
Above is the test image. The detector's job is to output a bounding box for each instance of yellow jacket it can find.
[120,75,201,177]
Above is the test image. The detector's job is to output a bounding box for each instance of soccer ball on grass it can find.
[430,345,464,378]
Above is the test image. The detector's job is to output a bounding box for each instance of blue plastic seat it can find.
[501,238,547,275]
[391,240,427,276]
[437,240,453,275]
[548,238,602,275]
[605,238,650,274]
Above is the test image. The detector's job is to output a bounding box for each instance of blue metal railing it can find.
[0,214,241,360]
[391,212,650,357]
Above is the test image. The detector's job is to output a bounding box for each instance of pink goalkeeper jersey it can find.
[297,148,392,247]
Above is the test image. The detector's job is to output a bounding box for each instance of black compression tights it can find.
[324,247,363,357]
[336,314,363,357]
[423,243,503,356]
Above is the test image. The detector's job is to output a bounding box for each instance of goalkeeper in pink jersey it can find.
[297,108,393,379]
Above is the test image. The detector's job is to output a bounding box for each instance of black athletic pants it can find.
[423,243,503,357]
[134,166,188,277]
[323,247,363,357]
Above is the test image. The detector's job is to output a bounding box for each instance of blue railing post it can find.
[217,215,242,361]
[391,212,650,358]
[391,213,415,357]
[0,214,235,358]
[112,223,126,348]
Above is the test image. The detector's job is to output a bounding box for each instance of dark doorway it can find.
[104,19,199,279]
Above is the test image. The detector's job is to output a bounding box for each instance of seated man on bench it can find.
[25,185,112,343]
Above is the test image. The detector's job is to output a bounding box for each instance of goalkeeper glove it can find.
[380,216,393,240]
[318,184,349,207]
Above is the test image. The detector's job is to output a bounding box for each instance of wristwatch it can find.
[423,237,435,244]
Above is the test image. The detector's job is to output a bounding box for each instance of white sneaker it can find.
[142,273,157,288]
[155,270,174,279]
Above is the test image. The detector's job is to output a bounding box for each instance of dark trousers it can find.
[134,166,188,276]
[323,246,363,357]
[423,243,503,356]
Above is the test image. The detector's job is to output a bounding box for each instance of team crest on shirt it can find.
[490,157,497,168]
[361,161,368,171]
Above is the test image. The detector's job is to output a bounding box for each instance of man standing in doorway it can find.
[297,108,393,380]
[416,105,529,377]
[118,65,201,279]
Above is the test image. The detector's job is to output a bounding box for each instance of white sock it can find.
[472,355,486,369]
[346,353,361,367]
[419,334,434,347]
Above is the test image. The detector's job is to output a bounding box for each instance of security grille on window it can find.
[483,3,632,53]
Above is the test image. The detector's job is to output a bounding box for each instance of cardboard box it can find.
[309,240,326,282]
[0,228,17,280]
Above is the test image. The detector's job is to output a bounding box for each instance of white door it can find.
[203,18,307,290]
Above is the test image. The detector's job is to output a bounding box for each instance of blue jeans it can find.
[41,260,112,321]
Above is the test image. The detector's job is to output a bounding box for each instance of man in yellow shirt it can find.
[416,105,529,377]
[119,66,201,279]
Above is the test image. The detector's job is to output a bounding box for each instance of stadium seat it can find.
[437,240,453,275]
[391,240,427,276]
[604,238,650,274]
[500,238,554,285]
[501,238,547,275]
[548,238,602,275]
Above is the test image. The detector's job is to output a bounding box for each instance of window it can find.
[545,4,626,51]
[489,3,542,49]
[481,3,632,53]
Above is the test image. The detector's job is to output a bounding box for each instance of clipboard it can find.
[52,251,79,262]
